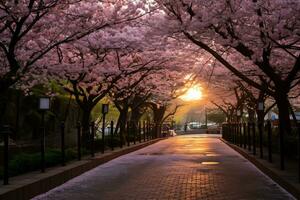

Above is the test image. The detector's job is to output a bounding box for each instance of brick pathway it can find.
[33,135,295,200]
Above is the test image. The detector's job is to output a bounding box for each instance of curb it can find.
[0,139,163,200]
[220,138,300,199]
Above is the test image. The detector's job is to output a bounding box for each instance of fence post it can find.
[40,111,46,173]
[243,122,246,147]
[222,124,225,139]
[258,122,263,158]
[235,123,237,145]
[230,123,233,143]
[248,122,251,151]
[234,123,237,145]
[127,121,130,147]
[1,125,10,185]
[139,122,142,143]
[280,128,285,170]
[151,123,154,139]
[239,123,242,147]
[111,121,114,151]
[231,123,234,143]
[120,125,123,148]
[159,124,162,138]
[77,121,81,161]
[267,121,272,163]
[61,121,65,166]
[101,116,105,154]
[298,123,300,182]
[90,121,95,157]
[252,122,256,155]
[133,122,136,145]
[146,121,149,140]
[143,121,146,142]
[229,123,231,141]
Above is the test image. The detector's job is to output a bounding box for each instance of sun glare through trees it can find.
[180,84,203,102]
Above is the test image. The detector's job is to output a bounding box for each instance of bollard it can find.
[110,121,114,151]
[1,125,10,185]
[258,122,263,158]
[40,111,46,173]
[61,121,65,166]
[252,122,256,155]
[248,122,251,151]
[267,121,272,163]
[90,121,95,157]
[76,122,81,161]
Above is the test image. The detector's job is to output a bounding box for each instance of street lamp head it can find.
[102,104,109,114]
[39,97,50,110]
[258,102,264,111]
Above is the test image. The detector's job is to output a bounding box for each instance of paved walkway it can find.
[32,135,295,200]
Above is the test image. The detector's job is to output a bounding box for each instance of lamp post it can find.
[101,104,109,153]
[39,97,50,173]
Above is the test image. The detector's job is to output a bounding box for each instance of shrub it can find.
[0,148,88,180]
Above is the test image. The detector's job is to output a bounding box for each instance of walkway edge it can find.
[0,139,163,200]
[220,138,300,199]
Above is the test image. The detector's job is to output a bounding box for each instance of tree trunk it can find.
[274,91,291,170]
[248,108,255,122]
[117,106,129,145]
[152,106,166,138]
[130,106,144,136]
[81,108,92,147]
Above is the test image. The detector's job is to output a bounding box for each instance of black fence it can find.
[0,120,169,185]
[222,121,300,182]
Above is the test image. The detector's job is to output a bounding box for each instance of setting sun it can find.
[180,84,203,101]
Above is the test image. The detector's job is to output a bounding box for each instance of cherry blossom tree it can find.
[108,54,165,142]
[0,0,154,123]
[155,0,299,169]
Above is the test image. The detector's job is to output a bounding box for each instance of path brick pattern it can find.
[33,135,295,200]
